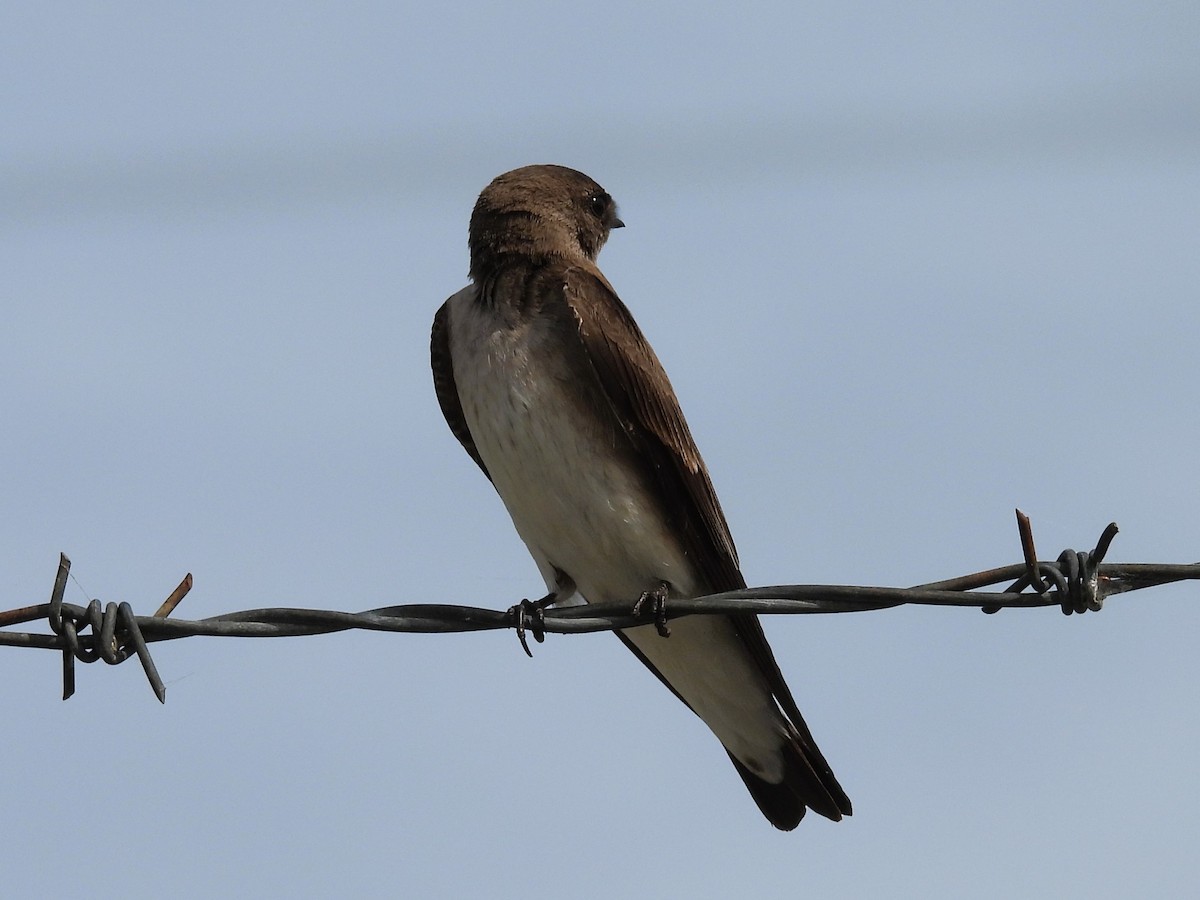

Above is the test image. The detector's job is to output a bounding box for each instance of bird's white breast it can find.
[445,287,697,606]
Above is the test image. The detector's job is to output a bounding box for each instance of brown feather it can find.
[431,297,491,480]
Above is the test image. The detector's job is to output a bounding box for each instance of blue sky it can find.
[3,3,1198,897]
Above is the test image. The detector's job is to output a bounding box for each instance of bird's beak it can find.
[611,216,625,229]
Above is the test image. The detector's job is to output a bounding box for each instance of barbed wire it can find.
[2,511,1196,704]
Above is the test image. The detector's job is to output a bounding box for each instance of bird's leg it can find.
[633,580,672,638]
[509,570,575,658]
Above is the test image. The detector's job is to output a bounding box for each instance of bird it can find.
[430,164,851,829]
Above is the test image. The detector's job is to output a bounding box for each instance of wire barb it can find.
[41,553,170,702]
[154,574,193,619]
[1015,508,1048,594]
[2,520,1197,702]
[994,513,1120,615]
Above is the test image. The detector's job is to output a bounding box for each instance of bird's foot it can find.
[508,592,554,658]
[633,581,672,638]
[508,571,576,657]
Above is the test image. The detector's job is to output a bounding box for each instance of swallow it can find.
[431,164,850,829]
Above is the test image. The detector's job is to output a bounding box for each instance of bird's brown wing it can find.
[430,295,491,481]
[558,265,742,592]
[556,265,852,827]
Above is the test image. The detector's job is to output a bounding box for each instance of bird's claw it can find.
[633,582,671,637]
[508,598,547,658]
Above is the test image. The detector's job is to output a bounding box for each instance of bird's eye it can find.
[588,192,609,217]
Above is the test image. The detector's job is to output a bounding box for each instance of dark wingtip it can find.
[727,747,852,830]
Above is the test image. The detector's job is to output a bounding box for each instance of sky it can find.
[3,3,1198,897]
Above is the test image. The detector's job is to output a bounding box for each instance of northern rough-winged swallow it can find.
[430,164,850,829]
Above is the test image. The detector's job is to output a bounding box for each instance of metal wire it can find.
[1,512,1196,703]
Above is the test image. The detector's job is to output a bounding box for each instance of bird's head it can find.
[468,164,624,279]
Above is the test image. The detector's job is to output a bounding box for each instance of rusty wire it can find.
[1,511,1196,703]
